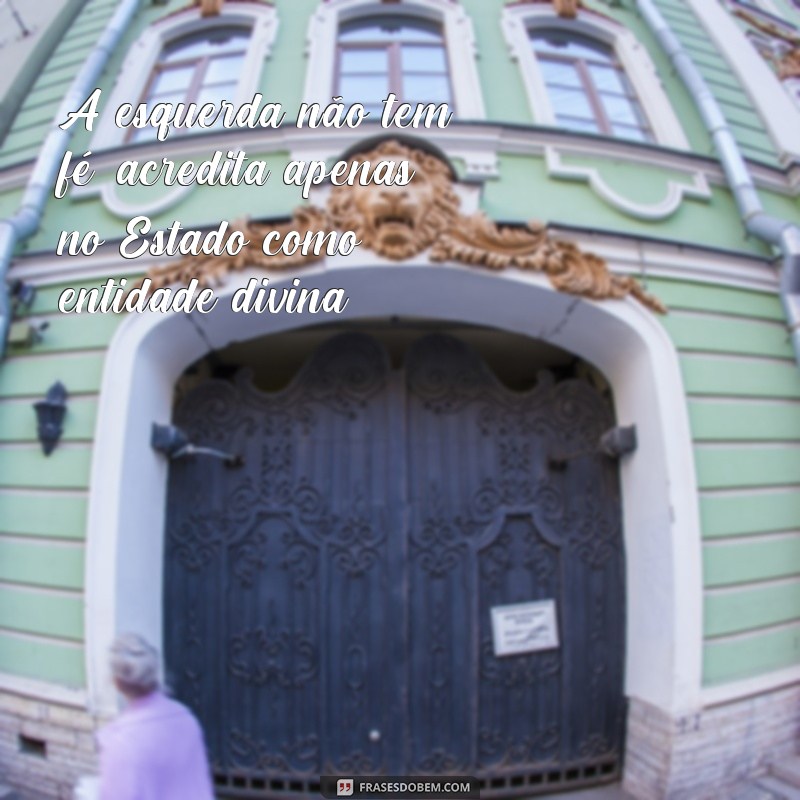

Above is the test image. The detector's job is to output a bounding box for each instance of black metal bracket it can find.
[549,425,637,470]
[151,423,243,468]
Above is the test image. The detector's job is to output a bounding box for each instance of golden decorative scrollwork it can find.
[552,0,583,19]
[141,207,331,292]
[778,48,800,80]
[430,217,666,313]
[194,0,225,17]
[141,140,666,314]
[733,8,800,80]
[504,0,584,18]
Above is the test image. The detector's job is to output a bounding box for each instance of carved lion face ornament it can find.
[327,142,461,261]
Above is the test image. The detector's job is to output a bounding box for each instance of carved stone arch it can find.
[85,262,703,727]
[303,0,486,119]
[501,3,690,149]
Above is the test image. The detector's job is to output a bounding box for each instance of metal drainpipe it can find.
[0,0,144,359]
[636,0,800,365]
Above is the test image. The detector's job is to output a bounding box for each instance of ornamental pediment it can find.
[143,140,665,313]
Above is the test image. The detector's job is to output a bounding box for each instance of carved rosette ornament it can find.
[142,140,666,314]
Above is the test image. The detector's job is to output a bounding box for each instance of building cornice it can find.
[1,122,796,199]
[7,214,778,296]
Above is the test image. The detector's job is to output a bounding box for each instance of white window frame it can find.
[303,0,485,120]
[92,3,279,149]
[502,5,689,149]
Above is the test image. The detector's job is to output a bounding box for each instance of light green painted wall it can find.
[0,633,85,687]
[481,154,770,258]
[0,493,87,539]
[0,271,798,689]
[0,0,798,694]
[648,276,800,685]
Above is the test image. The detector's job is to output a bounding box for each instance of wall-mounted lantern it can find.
[33,382,68,456]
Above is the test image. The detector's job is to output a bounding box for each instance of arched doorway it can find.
[85,263,703,795]
[163,327,625,795]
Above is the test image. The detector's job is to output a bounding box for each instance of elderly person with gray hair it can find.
[96,633,214,800]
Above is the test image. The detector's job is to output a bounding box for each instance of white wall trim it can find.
[501,5,690,150]
[302,0,485,121]
[84,251,704,718]
[702,663,800,707]
[785,77,800,114]
[8,223,778,295]
[684,0,800,163]
[544,145,711,220]
[72,180,195,219]
[0,672,88,709]
[15,123,793,197]
[91,3,279,150]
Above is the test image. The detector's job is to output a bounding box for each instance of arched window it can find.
[336,16,452,115]
[530,29,653,142]
[303,0,484,121]
[130,27,249,142]
[502,6,689,148]
[91,3,278,149]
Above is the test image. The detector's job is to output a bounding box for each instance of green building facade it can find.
[0,0,799,797]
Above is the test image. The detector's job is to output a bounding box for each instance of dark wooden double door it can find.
[164,333,626,797]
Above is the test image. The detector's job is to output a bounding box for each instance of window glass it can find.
[150,66,194,96]
[340,49,389,74]
[530,29,653,142]
[401,45,448,73]
[337,16,453,112]
[132,27,248,142]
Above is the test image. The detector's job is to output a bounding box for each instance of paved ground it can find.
[546,785,632,799]
[730,775,800,800]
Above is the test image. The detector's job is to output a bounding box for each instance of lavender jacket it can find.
[97,691,215,800]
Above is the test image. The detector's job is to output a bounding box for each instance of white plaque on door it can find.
[490,600,559,657]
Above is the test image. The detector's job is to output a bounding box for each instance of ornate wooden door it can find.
[164,332,625,798]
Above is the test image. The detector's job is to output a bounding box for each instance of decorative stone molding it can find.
[501,2,690,149]
[302,0,485,120]
[142,140,666,313]
[544,146,712,220]
[72,181,196,219]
